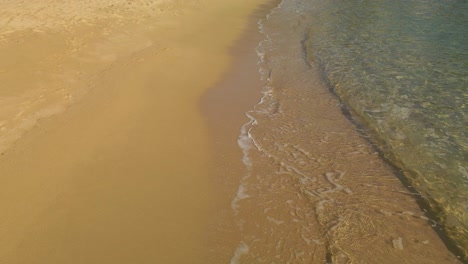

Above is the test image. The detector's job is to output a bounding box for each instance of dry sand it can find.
[0,0,269,263]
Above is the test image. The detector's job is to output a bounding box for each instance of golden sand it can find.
[0,0,268,263]
[0,0,463,263]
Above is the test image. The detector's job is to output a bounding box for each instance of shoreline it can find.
[200,1,281,261]
[201,0,464,262]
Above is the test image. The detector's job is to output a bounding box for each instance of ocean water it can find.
[232,0,467,262]
[305,0,468,257]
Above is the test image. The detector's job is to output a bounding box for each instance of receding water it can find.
[232,0,467,262]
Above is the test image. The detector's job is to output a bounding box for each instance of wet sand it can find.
[0,0,269,263]
[200,2,281,262]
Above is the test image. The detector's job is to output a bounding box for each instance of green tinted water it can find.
[305,0,467,257]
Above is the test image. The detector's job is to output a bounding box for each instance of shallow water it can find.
[230,0,467,262]
[304,0,468,257]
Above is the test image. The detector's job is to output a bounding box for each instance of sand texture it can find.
[0,0,463,263]
[0,0,268,263]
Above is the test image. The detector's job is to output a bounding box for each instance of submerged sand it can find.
[0,0,268,263]
[202,2,463,264]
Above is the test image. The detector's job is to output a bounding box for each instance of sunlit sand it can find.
[0,0,268,263]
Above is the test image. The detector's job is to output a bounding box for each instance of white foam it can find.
[231,119,255,215]
[231,184,250,213]
[232,79,269,214]
[230,242,250,264]
[238,121,254,169]
[230,0,286,233]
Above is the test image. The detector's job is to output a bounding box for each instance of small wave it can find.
[229,0,464,262]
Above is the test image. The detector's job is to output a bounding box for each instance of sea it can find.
[231,0,467,262]
[308,0,468,255]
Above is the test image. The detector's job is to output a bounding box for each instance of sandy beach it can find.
[0,0,464,263]
[0,0,270,263]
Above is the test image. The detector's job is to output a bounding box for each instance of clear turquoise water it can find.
[304,0,467,256]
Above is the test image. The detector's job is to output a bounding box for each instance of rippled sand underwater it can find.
[229,0,466,262]
[307,0,468,259]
